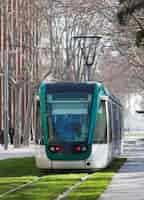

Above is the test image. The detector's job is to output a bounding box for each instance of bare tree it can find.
[117,0,144,92]
[1,0,140,148]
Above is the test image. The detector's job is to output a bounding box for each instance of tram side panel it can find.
[111,102,122,157]
[106,100,113,162]
[107,101,114,159]
[35,100,51,169]
[86,99,113,169]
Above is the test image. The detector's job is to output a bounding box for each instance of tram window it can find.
[52,114,88,143]
[119,108,123,137]
[46,98,90,143]
[112,104,119,143]
[118,107,123,139]
[108,102,113,142]
[93,101,107,143]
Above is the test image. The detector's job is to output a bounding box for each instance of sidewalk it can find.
[99,156,144,200]
[0,145,35,160]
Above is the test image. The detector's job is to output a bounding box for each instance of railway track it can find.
[0,173,92,200]
[54,173,92,200]
[0,177,42,198]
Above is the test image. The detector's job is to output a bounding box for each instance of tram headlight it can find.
[49,146,55,152]
[81,146,87,152]
[49,145,63,153]
[74,145,87,153]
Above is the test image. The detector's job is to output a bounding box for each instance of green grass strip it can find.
[0,157,126,200]
[0,157,41,194]
[0,158,86,200]
[0,174,85,200]
[65,158,126,200]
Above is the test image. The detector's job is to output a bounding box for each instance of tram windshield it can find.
[46,93,92,143]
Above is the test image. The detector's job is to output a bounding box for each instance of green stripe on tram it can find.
[39,83,48,146]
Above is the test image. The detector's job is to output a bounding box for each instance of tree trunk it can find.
[13,86,21,147]
[23,85,34,146]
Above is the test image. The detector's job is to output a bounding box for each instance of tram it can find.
[35,81,123,170]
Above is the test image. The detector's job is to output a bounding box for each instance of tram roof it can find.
[41,81,96,93]
[40,81,122,106]
[41,80,103,88]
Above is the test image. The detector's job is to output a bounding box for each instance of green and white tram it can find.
[35,81,123,170]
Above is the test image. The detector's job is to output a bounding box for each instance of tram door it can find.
[93,100,107,144]
[107,101,114,155]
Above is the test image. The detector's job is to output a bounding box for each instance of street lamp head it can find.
[73,35,102,66]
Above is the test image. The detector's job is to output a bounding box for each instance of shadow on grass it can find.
[0,157,127,177]
[0,157,42,177]
[102,158,127,173]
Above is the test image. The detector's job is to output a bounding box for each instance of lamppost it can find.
[73,35,102,81]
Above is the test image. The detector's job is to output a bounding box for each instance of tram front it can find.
[38,82,95,169]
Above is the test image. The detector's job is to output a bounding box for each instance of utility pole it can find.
[3,50,9,150]
[49,0,53,70]
[3,1,9,150]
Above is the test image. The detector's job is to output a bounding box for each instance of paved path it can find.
[0,145,35,160]
[99,138,144,200]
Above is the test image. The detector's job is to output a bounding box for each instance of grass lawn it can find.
[0,157,126,200]
[66,159,126,200]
